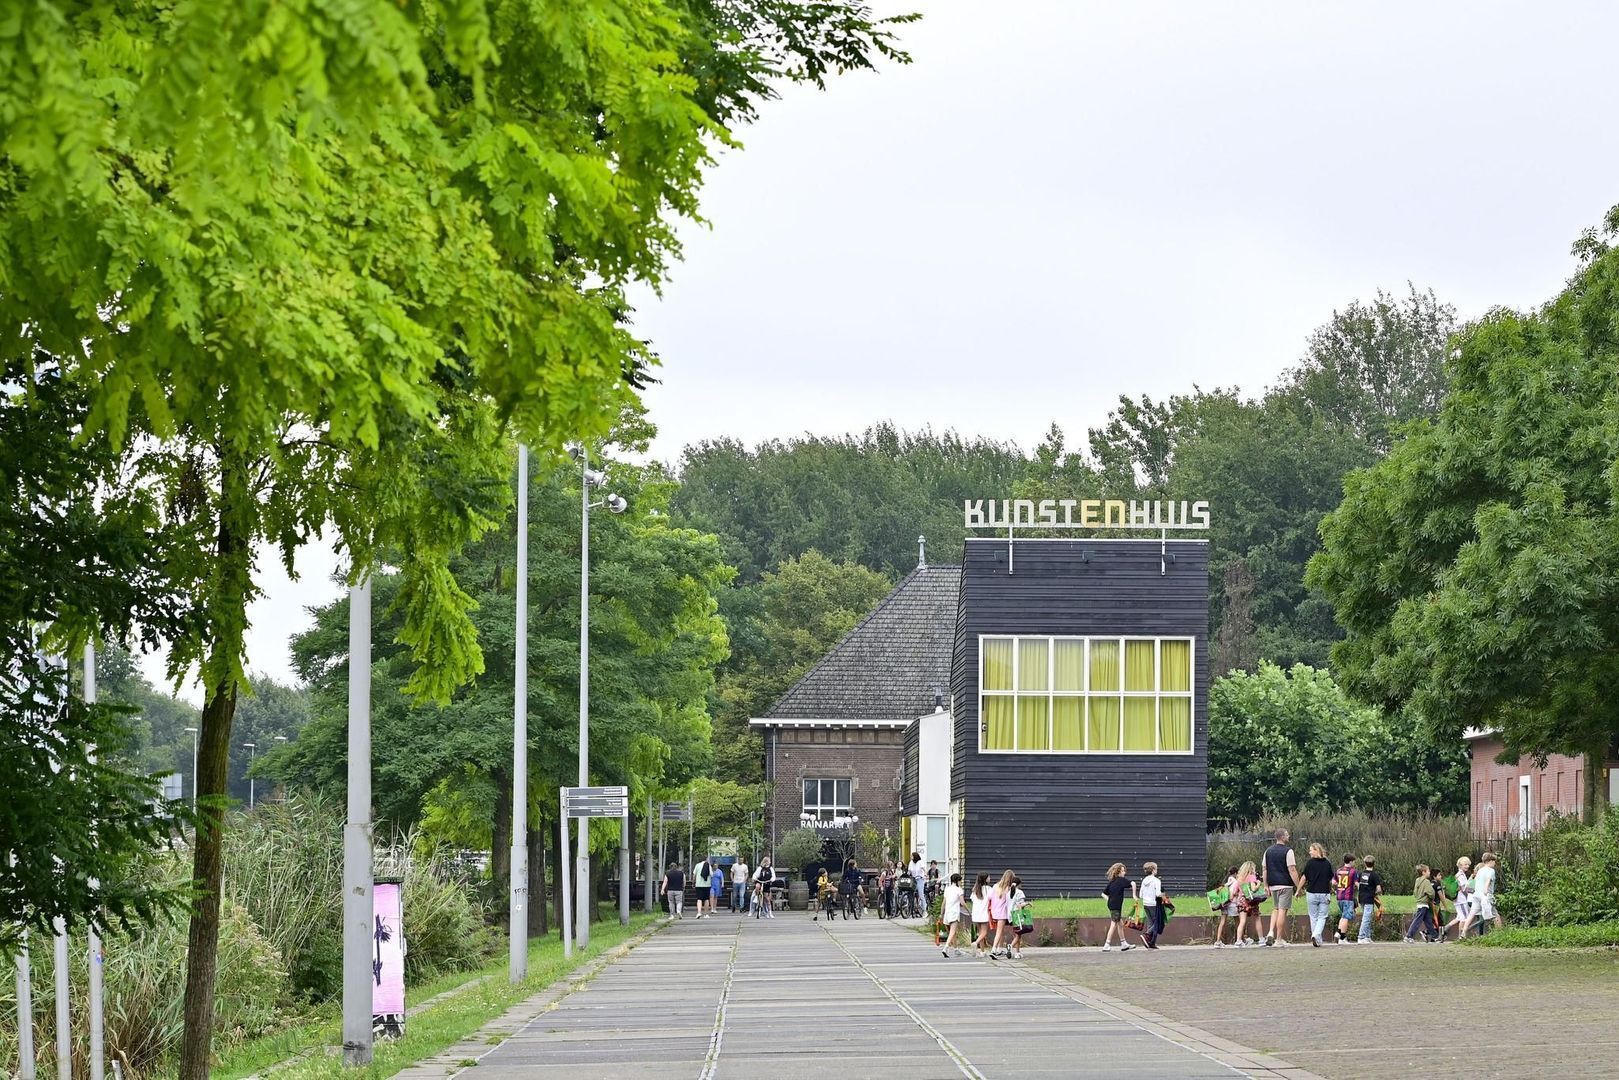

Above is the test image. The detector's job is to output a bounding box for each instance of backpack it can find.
[1206,885,1230,911]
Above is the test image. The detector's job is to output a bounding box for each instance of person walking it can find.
[660,860,686,919]
[1439,856,1473,940]
[1468,852,1503,935]
[941,873,966,957]
[1008,875,1031,959]
[1404,864,1437,943]
[708,856,725,916]
[1212,864,1239,947]
[1262,827,1301,946]
[988,869,1015,958]
[1233,860,1263,946]
[1354,856,1383,943]
[1302,842,1334,947]
[1332,852,1359,944]
[878,860,896,919]
[970,872,993,956]
[731,857,749,915]
[693,856,712,918]
[1140,861,1165,949]
[1101,862,1137,952]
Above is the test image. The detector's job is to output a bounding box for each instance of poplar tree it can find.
[1,1,909,1071]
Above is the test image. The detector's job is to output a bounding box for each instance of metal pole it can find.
[246,743,255,810]
[576,451,591,949]
[191,727,198,811]
[53,918,68,1079]
[510,444,530,983]
[619,811,630,926]
[341,579,373,1066]
[644,794,654,913]
[85,644,104,1080]
[559,792,573,960]
[15,928,35,1079]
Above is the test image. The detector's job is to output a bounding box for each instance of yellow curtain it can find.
[1017,696,1049,750]
[1087,696,1120,750]
[983,696,1015,750]
[1159,697,1192,751]
[982,637,1013,691]
[1018,638,1049,690]
[1089,639,1120,691]
[1124,640,1156,691]
[1052,697,1084,750]
[1123,697,1156,750]
[1054,640,1084,691]
[1161,639,1191,692]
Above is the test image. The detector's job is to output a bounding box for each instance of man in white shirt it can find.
[940,873,966,957]
[731,859,749,916]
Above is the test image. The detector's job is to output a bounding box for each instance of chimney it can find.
[918,533,927,569]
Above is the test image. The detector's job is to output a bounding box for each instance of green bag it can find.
[1206,885,1230,910]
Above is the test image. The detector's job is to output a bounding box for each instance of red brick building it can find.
[1465,729,1618,838]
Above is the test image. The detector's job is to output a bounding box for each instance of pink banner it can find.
[373,882,406,1021]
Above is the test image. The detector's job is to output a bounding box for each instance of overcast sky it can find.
[143,0,1619,699]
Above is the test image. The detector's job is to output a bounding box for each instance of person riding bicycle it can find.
[840,858,866,915]
[813,867,837,921]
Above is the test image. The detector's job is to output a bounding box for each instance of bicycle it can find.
[844,885,865,920]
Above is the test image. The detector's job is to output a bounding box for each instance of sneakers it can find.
[1119,942,1135,952]
[974,949,985,958]
[1100,944,1113,952]
[1311,936,1322,948]
[1232,939,1247,948]
[1011,949,1023,959]
[1213,941,1225,949]
[1261,936,1273,947]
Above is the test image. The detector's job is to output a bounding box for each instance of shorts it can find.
[1338,900,1355,920]
[1108,908,1123,923]
[1222,902,1238,917]
[1269,886,1295,912]
[1477,896,1497,920]
[710,878,724,896]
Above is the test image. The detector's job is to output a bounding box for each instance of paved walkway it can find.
[460,913,1294,1079]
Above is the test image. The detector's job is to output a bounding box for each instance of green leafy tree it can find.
[4,1,909,1069]
[1309,215,1619,821]
[710,551,891,781]
[1208,663,1467,827]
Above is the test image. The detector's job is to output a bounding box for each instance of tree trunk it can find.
[527,823,546,937]
[490,767,511,915]
[178,450,251,1080]
[1585,744,1607,824]
[551,813,565,936]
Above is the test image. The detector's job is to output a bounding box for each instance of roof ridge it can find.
[761,564,960,719]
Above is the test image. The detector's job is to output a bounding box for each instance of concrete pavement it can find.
[453,911,1301,1079]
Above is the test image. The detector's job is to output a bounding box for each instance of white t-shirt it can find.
[732,862,749,885]
[970,889,990,923]
[1140,874,1162,907]
[1474,865,1495,899]
[943,883,964,921]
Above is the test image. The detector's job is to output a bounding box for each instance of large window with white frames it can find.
[979,636,1193,754]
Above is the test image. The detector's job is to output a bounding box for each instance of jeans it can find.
[1306,892,1332,941]
[1358,902,1375,941]
[1144,903,1166,943]
[733,883,746,912]
[1406,905,1433,941]
[667,890,683,917]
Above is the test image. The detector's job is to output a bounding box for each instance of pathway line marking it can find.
[697,919,742,1080]
[816,922,983,1080]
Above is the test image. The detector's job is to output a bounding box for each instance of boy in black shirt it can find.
[1354,856,1382,943]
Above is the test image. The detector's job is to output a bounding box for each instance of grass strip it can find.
[1456,920,1619,949]
[212,914,660,1079]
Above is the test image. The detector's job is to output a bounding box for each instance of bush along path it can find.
[221,914,663,1080]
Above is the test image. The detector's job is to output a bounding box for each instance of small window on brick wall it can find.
[802,778,852,821]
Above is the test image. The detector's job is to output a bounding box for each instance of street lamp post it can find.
[184,726,199,810]
[243,742,256,809]
[571,446,626,950]
[510,444,530,984]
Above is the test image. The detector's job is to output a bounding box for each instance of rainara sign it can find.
[963,498,1211,531]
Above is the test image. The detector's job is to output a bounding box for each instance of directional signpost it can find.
[656,801,693,893]
[560,787,629,958]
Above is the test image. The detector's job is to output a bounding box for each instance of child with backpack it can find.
[1210,865,1239,947]
[1008,875,1032,959]
[1405,864,1438,943]
[1332,852,1359,944]
[1233,860,1264,947]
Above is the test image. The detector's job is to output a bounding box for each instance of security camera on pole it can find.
[570,445,626,949]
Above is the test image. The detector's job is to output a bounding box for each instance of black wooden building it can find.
[905,536,1209,895]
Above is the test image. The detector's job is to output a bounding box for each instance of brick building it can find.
[751,563,960,864]
[1466,729,1618,837]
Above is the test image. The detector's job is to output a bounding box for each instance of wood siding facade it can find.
[950,539,1209,895]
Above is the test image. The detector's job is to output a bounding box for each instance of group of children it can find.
[1406,852,1502,942]
[937,869,1034,959]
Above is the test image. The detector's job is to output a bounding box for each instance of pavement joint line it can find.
[696,917,742,1080]
[993,957,1327,1080]
[816,921,984,1080]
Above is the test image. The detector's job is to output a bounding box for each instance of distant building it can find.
[754,535,1210,895]
[1465,729,1619,837]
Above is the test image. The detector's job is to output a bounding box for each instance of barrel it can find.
[787,880,810,911]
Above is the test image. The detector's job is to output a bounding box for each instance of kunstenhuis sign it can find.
[964,498,1211,530]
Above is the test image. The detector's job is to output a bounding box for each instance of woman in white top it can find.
[940,873,966,957]
[969,873,992,956]
[1440,856,1473,940]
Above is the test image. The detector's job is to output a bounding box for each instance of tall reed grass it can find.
[1207,809,1476,894]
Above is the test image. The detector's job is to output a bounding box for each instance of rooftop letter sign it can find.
[963,499,1211,530]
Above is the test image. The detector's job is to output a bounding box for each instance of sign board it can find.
[372,881,405,1039]
[708,836,739,857]
[563,784,628,819]
[660,801,692,821]
[964,498,1211,531]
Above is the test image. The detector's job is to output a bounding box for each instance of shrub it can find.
[1496,809,1619,926]
[1457,920,1619,949]
[1208,809,1475,893]
[776,827,827,878]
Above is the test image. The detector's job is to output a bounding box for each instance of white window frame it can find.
[801,777,853,821]
[976,633,1196,756]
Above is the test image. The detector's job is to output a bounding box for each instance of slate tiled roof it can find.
[759,564,962,723]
